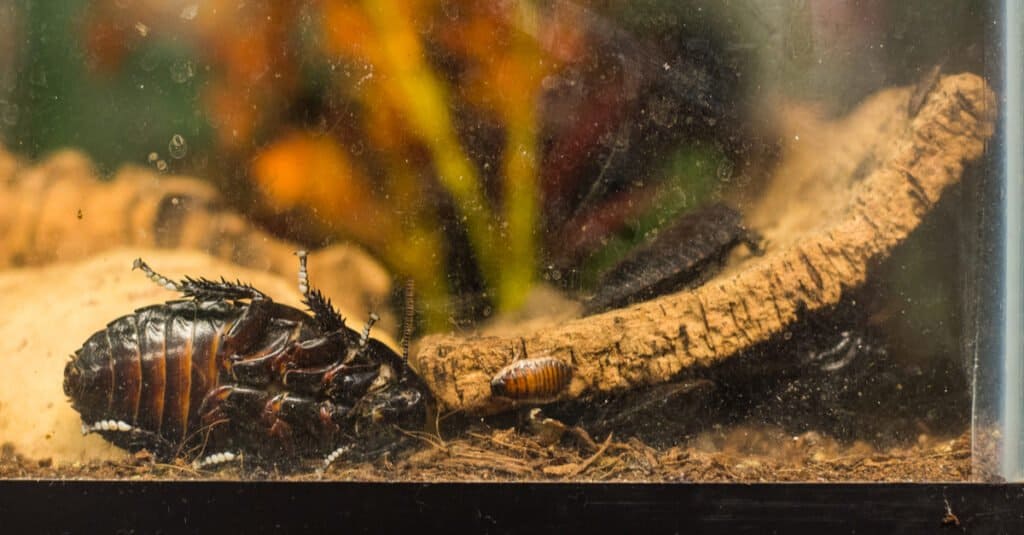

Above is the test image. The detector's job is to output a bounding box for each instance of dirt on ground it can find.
[0,423,971,482]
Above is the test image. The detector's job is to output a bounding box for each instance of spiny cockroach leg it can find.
[192,451,242,470]
[178,276,268,302]
[133,258,181,292]
[296,250,347,333]
[133,257,269,301]
[295,250,310,298]
[306,289,346,333]
[220,299,276,357]
[358,313,380,350]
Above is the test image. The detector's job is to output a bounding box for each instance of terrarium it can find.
[0,1,1019,506]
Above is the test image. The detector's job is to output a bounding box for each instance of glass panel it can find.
[993,0,1024,482]
[0,0,1008,482]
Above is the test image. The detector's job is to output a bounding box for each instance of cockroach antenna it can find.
[400,279,415,360]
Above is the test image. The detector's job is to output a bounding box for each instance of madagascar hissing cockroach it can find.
[490,357,573,403]
[63,252,429,468]
[583,203,763,314]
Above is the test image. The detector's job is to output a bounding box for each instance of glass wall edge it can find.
[1001,0,1024,481]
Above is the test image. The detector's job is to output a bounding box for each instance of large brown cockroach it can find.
[63,252,428,468]
[490,357,573,403]
[584,203,763,314]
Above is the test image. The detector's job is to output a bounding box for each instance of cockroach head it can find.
[62,356,82,400]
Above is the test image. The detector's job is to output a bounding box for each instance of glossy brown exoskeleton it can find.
[490,357,573,403]
[63,253,428,467]
[584,203,762,314]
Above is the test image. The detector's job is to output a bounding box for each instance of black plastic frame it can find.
[2,481,1023,533]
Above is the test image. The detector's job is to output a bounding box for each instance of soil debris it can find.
[0,425,971,482]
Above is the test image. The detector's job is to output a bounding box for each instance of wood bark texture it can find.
[412,73,997,414]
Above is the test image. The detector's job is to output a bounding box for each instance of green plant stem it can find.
[361,0,506,307]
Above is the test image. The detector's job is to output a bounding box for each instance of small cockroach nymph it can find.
[490,356,573,403]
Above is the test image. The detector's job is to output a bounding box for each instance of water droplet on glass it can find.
[168,135,188,159]
[716,160,734,181]
[649,96,677,128]
[139,49,160,72]
[169,60,194,83]
[312,116,329,135]
[147,152,159,163]
[180,4,198,20]
[1,102,17,125]
[156,160,168,172]
[414,15,434,35]
[29,69,47,87]
[442,1,459,20]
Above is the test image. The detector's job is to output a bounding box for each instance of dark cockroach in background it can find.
[63,252,429,468]
[583,203,763,314]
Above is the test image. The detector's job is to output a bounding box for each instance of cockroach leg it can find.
[132,257,181,292]
[742,228,766,256]
[358,313,380,350]
[178,277,269,302]
[296,251,347,334]
[320,444,352,472]
[294,250,310,298]
[220,298,275,358]
[192,451,242,470]
[81,419,133,434]
[81,419,177,460]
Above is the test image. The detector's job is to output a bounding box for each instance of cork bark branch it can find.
[412,73,997,414]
